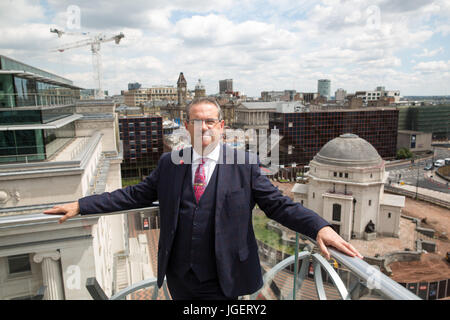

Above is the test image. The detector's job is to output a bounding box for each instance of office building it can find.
[128,82,142,91]
[0,55,143,299]
[318,79,331,101]
[219,79,233,94]
[269,107,399,167]
[397,105,450,140]
[355,87,401,105]
[118,116,163,179]
[335,88,347,103]
[123,88,149,107]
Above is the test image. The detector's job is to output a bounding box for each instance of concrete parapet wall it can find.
[385,185,450,209]
[416,227,435,238]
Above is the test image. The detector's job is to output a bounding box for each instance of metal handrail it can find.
[32,207,419,300]
[256,234,420,300]
[0,92,78,108]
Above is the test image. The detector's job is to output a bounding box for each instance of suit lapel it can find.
[215,144,231,220]
[171,148,190,229]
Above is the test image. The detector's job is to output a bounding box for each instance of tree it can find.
[397,147,413,159]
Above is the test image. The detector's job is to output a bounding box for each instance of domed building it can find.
[194,79,206,98]
[292,133,405,241]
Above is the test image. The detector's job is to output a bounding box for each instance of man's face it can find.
[184,102,224,154]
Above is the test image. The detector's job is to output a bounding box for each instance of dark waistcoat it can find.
[168,164,219,282]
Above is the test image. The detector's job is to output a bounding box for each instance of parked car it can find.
[424,163,433,171]
[434,159,445,167]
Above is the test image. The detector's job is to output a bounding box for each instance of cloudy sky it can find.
[1,0,449,97]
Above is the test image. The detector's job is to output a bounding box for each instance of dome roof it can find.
[313,133,382,167]
[195,79,205,90]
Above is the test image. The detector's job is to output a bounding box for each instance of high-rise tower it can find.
[318,79,331,101]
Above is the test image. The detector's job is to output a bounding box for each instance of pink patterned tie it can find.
[193,158,206,203]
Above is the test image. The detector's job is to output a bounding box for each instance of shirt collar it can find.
[192,143,221,164]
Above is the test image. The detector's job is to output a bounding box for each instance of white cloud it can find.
[0,0,449,96]
[414,47,444,58]
[414,60,450,73]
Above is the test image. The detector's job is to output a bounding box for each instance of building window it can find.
[332,204,341,221]
[369,200,372,206]
[288,145,293,155]
[339,172,343,178]
[152,148,158,152]
[331,224,341,234]
[334,172,337,177]
[345,173,348,178]
[8,254,31,275]
[388,212,391,218]
[313,192,315,199]
[140,122,146,127]
[288,122,293,128]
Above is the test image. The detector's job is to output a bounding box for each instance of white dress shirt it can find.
[191,143,221,188]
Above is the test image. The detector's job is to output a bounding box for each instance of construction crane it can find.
[50,28,125,99]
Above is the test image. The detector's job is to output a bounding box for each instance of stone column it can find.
[33,251,65,300]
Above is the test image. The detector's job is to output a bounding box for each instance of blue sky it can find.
[0,0,449,97]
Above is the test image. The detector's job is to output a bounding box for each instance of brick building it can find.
[119,116,163,179]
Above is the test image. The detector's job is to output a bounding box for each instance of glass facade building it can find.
[0,55,80,108]
[0,55,82,163]
[269,108,399,166]
[398,105,450,140]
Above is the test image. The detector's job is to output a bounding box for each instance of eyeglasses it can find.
[187,119,221,127]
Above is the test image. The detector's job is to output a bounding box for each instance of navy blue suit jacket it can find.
[78,144,331,297]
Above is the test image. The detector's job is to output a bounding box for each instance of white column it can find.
[33,251,65,300]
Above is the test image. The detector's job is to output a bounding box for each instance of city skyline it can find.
[1,0,450,97]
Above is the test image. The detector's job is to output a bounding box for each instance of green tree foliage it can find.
[396,147,413,159]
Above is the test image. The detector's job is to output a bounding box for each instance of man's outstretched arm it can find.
[44,153,163,223]
[251,162,363,260]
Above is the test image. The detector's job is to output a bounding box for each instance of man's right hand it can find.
[43,201,80,224]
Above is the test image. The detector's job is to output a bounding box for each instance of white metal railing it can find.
[251,234,421,300]
[71,207,421,301]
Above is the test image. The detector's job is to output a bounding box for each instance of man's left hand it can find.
[316,226,364,260]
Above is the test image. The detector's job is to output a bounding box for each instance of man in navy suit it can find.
[45,97,362,300]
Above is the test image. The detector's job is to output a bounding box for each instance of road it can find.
[386,146,450,194]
